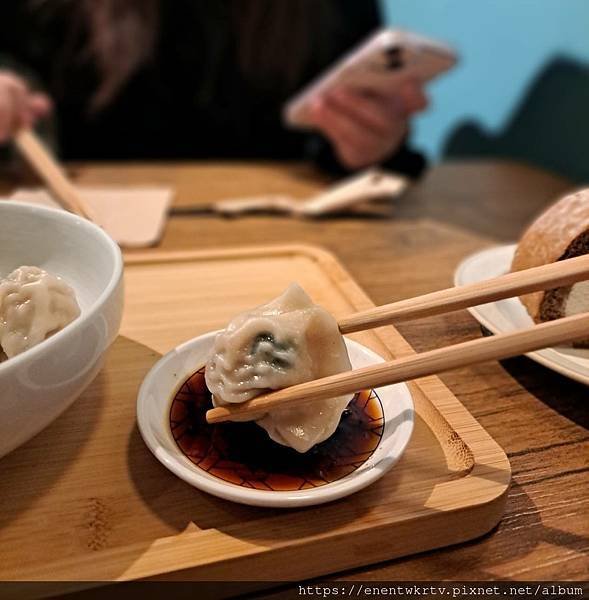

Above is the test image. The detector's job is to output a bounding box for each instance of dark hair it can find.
[38,0,339,111]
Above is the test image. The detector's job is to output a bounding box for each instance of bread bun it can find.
[511,189,589,334]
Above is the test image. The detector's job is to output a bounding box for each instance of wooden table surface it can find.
[3,159,588,582]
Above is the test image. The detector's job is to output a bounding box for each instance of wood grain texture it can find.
[338,254,589,333]
[0,160,585,584]
[0,246,509,592]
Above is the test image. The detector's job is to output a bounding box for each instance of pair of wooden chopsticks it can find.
[206,254,589,424]
[13,129,97,222]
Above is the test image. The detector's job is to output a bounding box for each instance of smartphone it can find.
[283,28,457,129]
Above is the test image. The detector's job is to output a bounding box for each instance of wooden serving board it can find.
[0,245,510,594]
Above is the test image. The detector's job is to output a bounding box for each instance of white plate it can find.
[455,244,589,385]
[137,332,414,508]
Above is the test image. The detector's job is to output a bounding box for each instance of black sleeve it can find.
[0,4,59,159]
[307,135,426,178]
[0,4,31,73]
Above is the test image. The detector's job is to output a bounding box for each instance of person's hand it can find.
[0,71,52,143]
[308,78,428,170]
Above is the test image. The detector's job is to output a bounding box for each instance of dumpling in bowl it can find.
[205,283,352,453]
[0,266,81,359]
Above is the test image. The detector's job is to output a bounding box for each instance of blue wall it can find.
[381,0,589,163]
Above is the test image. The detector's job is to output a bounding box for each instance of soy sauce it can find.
[169,367,384,491]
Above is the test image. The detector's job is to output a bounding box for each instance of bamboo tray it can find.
[0,245,510,593]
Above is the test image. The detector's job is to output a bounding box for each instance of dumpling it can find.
[205,283,352,453]
[0,266,80,359]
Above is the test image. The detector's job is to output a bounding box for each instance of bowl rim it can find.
[137,331,415,508]
[0,202,123,374]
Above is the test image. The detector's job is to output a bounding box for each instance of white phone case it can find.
[284,28,457,129]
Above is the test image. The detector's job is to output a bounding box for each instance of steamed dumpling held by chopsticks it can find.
[205,284,353,453]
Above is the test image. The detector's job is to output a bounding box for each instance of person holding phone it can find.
[0,0,428,175]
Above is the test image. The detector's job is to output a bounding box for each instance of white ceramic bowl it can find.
[137,332,414,508]
[0,202,124,458]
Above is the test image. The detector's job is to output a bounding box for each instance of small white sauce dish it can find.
[137,332,414,508]
[0,202,124,458]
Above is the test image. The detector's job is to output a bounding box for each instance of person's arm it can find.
[304,0,427,177]
[0,61,53,171]
[307,132,426,178]
[0,62,52,143]
[0,4,53,148]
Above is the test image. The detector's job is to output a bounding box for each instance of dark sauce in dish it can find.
[169,367,384,492]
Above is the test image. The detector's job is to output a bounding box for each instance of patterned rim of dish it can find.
[137,332,415,507]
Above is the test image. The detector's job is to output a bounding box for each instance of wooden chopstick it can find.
[14,128,96,222]
[338,254,589,334]
[206,255,589,424]
[206,311,589,424]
